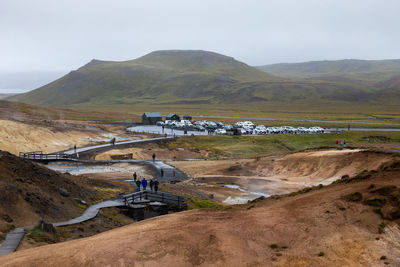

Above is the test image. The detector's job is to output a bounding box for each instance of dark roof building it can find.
[183,115,192,121]
[142,112,162,125]
[166,113,180,121]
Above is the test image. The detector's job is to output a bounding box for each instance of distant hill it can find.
[257,59,400,86]
[9,51,400,106]
[0,93,15,100]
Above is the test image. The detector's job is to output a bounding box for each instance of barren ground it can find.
[165,150,398,203]
[1,162,400,266]
[95,144,206,160]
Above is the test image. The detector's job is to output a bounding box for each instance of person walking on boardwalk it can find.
[154,178,159,193]
[150,179,154,191]
[152,153,156,162]
[160,168,164,177]
[142,177,148,191]
[133,172,137,181]
[135,178,141,191]
[74,144,77,154]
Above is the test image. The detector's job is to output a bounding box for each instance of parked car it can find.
[296,127,309,134]
[224,124,233,130]
[239,128,247,135]
[215,129,227,135]
[215,122,225,128]
[242,126,253,134]
[254,125,267,135]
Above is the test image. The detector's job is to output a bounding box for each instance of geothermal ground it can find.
[1,104,400,266]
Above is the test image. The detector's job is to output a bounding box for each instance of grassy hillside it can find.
[257,59,400,86]
[10,50,398,107]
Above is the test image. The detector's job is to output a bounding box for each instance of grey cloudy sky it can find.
[1,0,400,72]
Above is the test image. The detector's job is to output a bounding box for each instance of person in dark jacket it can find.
[135,179,141,191]
[160,168,164,177]
[154,178,159,193]
[149,179,154,191]
[133,172,137,181]
[141,177,148,190]
[152,153,156,162]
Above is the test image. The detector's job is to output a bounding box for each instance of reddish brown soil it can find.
[2,162,400,266]
[167,150,398,201]
[0,151,131,230]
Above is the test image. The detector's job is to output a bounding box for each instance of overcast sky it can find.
[1,0,400,91]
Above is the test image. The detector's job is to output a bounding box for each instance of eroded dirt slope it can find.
[0,151,129,229]
[167,150,397,199]
[1,161,400,266]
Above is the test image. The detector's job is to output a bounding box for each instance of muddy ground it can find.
[164,150,398,203]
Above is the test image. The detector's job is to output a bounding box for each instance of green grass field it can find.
[74,103,400,126]
[166,131,400,158]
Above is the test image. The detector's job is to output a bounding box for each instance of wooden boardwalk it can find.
[123,190,185,210]
[20,136,176,162]
[0,190,185,256]
[3,137,187,256]
[53,199,125,227]
[0,228,26,256]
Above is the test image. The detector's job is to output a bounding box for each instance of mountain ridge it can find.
[9,50,400,106]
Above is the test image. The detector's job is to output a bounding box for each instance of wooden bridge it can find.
[19,151,76,162]
[122,190,186,211]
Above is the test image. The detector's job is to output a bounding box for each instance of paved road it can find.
[63,136,175,155]
[193,115,400,126]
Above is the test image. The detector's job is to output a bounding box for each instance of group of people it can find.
[132,172,159,192]
[335,139,346,147]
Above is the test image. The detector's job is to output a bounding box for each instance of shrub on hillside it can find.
[365,197,386,207]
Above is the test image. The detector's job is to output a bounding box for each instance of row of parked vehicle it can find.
[156,119,325,135]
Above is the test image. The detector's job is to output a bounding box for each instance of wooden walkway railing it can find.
[19,151,76,161]
[123,190,185,210]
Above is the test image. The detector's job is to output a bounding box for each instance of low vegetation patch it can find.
[188,198,217,209]
[346,192,363,202]
[0,224,15,233]
[390,209,400,220]
[372,186,397,196]
[365,197,387,207]
[167,131,400,158]
[378,222,386,234]
[26,225,70,243]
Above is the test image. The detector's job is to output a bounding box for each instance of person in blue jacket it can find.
[141,177,148,190]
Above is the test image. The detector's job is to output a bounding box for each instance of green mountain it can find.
[10,51,400,106]
[257,59,400,86]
